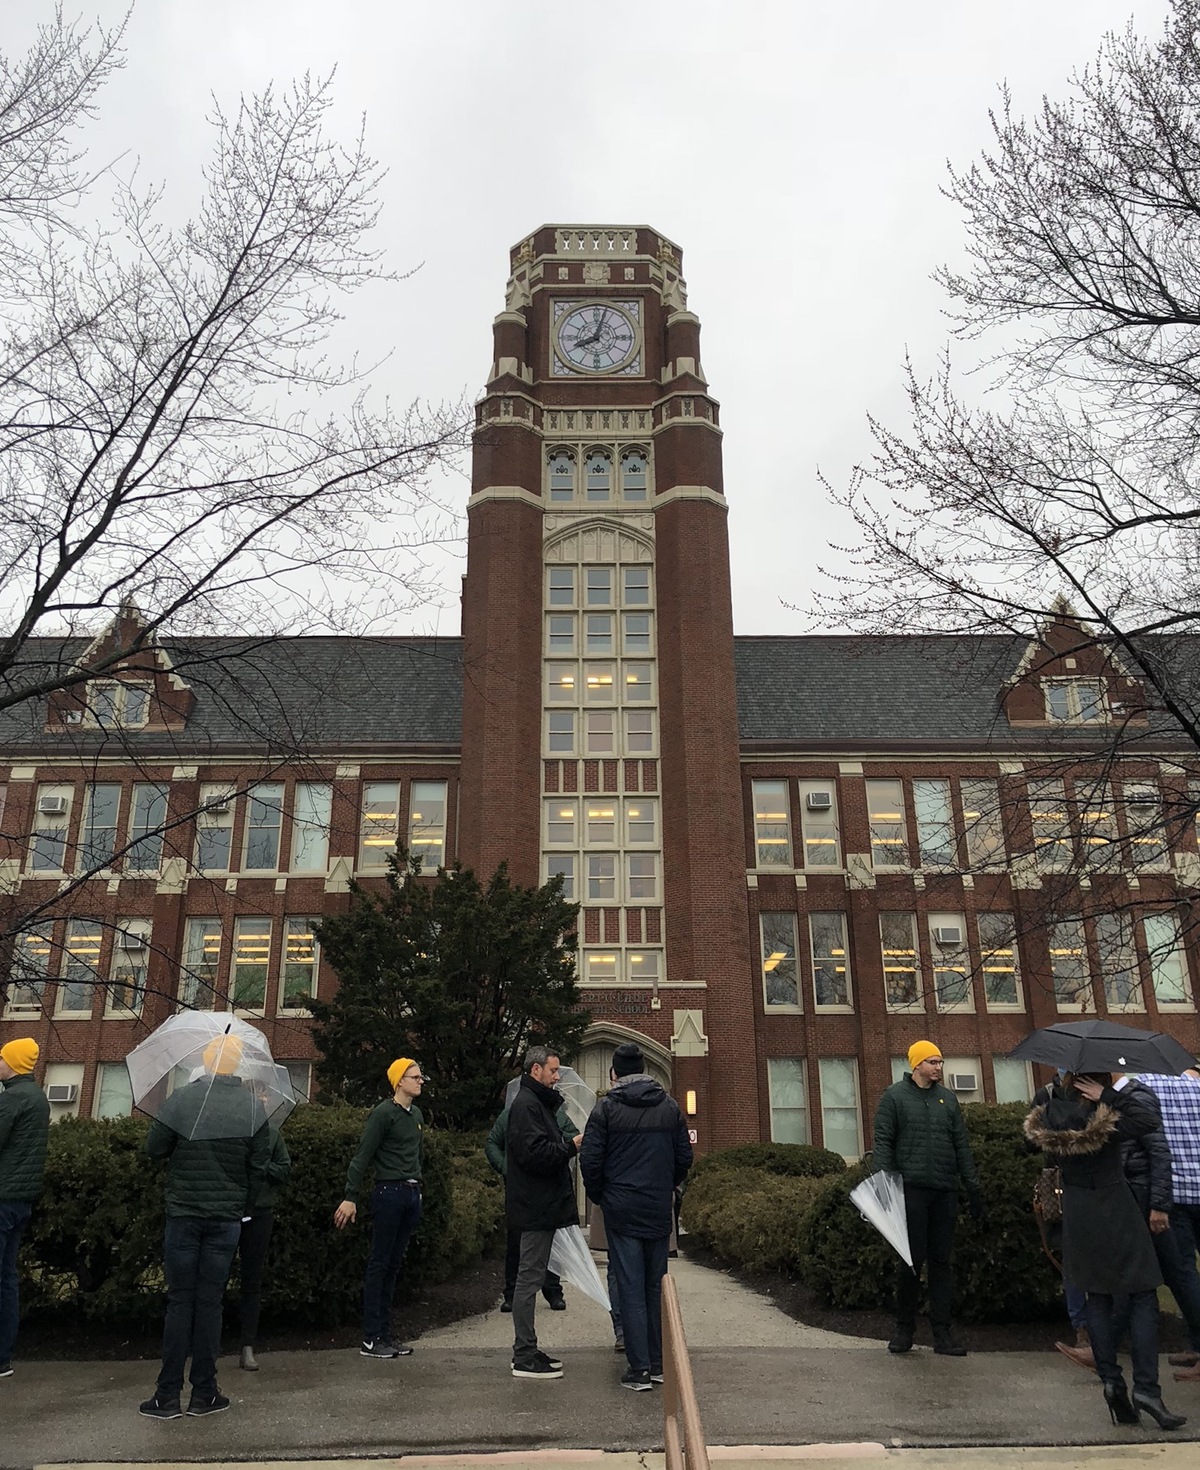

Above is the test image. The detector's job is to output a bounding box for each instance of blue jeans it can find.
[607,1251,622,1341]
[157,1216,241,1400]
[607,1231,669,1375]
[363,1181,422,1341]
[1088,1289,1160,1397]
[0,1202,32,1364]
[1064,1279,1088,1332]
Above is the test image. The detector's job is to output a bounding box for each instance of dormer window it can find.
[85,681,151,729]
[1044,678,1104,724]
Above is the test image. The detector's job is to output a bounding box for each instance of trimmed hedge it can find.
[689,1142,847,1184]
[19,1107,504,1327]
[799,1102,1058,1323]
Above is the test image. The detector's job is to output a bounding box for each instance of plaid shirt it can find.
[1135,1074,1200,1205]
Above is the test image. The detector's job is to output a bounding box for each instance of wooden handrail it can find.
[661,1272,710,1470]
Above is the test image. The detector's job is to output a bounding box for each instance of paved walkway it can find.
[3,1255,1199,1468]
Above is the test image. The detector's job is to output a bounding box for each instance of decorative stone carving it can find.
[845,853,876,889]
[582,262,611,285]
[671,1009,709,1058]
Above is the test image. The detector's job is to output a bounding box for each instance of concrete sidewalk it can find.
[3,1255,1198,1468]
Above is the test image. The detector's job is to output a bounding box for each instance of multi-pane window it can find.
[880,912,920,1008]
[1143,913,1193,1007]
[622,612,652,653]
[760,912,799,1008]
[94,1061,134,1118]
[548,567,575,606]
[548,451,575,501]
[620,450,648,500]
[929,912,971,1010]
[243,783,283,871]
[290,782,332,871]
[585,568,613,606]
[546,800,577,845]
[767,1058,809,1144]
[281,916,319,1012]
[359,781,400,869]
[126,782,168,873]
[586,801,616,843]
[547,614,576,654]
[624,662,652,700]
[866,779,908,868]
[798,782,839,867]
[80,783,121,869]
[1045,678,1104,723]
[623,567,651,605]
[5,927,52,1014]
[582,949,661,985]
[30,784,72,871]
[625,799,657,844]
[1077,781,1118,870]
[547,711,576,753]
[195,784,235,871]
[107,920,149,1017]
[977,911,1021,1008]
[230,917,272,1011]
[1125,783,1169,869]
[546,663,577,702]
[409,780,447,868]
[1030,778,1071,871]
[585,613,614,655]
[587,853,616,900]
[87,680,151,728]
[752,780,792,867]
[818,1058,861,1158]
[584,951,620,983]
[627,951,660,984]
[585,710,615,754]
[1049,920,1092,1009]
[993,1058,1033,1104]
[58,918,100,1015]
[585,450,612,500]
[546,853,575,898]
[961,779,1005,868]
[626,853,658,900]
[1094,912,1142,1009]
[810,912,851,1008]
[913,779,956,867]
[180,917,222,1009]
[584,663,615,701]
[624,711,654,753]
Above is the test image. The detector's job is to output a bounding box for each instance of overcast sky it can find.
[9,1,1173,637]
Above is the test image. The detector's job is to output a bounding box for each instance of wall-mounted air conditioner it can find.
[46,1084,78,1104]
[806,791,833,812]
[207,800,232,815]
[932,926,963,947]
[119,931,147,950]
[38,794,69,816]
[63,710,83,725]
[1127,791,1158,808]
[949,1073,978,1093]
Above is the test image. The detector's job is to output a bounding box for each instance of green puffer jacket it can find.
[872,1074,980,1193]
[145,1076,270,1220]
[250,1127,292,1213]
[0,1074,51,1203]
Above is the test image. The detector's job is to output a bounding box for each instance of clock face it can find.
[555,302,639,374]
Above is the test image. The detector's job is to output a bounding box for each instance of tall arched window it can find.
[548,450,575,502]
[620,449,648,500]
[585,450,612,502]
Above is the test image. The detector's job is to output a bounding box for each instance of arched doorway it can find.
[572,1024,673,1221]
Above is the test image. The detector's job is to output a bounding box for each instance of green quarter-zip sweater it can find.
[344,1099,424,1202]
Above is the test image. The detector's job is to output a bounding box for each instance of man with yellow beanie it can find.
[871,1039,983,1358]
[0,1038,50,1377]
[334,1057,425,1358]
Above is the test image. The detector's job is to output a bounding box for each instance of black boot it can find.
[1103,1381,1139,1426]
[933,1329,967,1357]
[1130,1391,1187,1430]
[888,1322,914,1354]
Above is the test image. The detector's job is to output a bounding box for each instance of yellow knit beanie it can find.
[907,1040,942,1071]
[388,1056,417,1090]
[0,1038,38,1074]
[202,1035,243,1076]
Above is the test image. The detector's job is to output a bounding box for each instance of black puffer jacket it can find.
[505,1073,578,1232]
[0,1074,50,1203]
[580,1075,693,1238]
[1116,1080,1172,1213]
[145,1076,270,1220]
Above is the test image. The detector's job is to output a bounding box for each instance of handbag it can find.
[1033,1165,1063,1225]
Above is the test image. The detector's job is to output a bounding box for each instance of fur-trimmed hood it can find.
[1023,1102,1119,1157]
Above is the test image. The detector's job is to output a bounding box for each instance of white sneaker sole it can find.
[512,1366,564,1380]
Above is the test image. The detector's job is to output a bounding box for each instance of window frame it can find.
[760,910,801,1011]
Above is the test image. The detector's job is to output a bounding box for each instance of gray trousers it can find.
[512,1229,555,1366]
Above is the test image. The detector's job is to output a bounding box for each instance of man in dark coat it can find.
[485,1104,568,1312]
[872,1039,982,1357]
[139,1035,269,1420]
[579,1042,692,1391]
[0,1039,50,1379]
[506,1045,581,1380]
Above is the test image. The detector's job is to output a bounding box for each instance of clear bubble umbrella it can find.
[504,1065,596,1132]
[125,1011,292,1140]
[849,1169,913,1268]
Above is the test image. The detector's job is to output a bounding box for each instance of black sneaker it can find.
[499,1299,513,1314]
[650,1367,664,1384]
[546,1295,567,1311]
[933,1336,967,1357]
[138,1394,183,1420]
[360,1339,400,1358]
[512,1358,563,1379]
[186,1392,230,1416]
[888,1326,914,1354]
[0,1362,12,1378]
[621,1368,652,1391]
[511,1348,563,1370]
[385,1340,414,1356]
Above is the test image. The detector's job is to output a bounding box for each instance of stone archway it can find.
[574,1022,672,1096]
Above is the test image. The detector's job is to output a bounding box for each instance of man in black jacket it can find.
[506,1046,581,1381]
[580,1043,692,1391]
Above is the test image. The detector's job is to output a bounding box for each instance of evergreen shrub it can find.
[688,1142,847,1183]
[798,1102,1060,1322]
[20,1106,504,1327]
[682,1166,828,1273]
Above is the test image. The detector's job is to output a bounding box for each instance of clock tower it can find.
[458,225,759,1146]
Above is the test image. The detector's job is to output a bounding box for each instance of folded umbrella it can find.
[125,1011,291,1140]
[849,1169,913,1268]
[547,1224,610,1311]
[1008,1019,1196,1076]
[504,1065,597,1131]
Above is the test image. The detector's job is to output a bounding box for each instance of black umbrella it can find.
[1009,1019,1197,1075]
